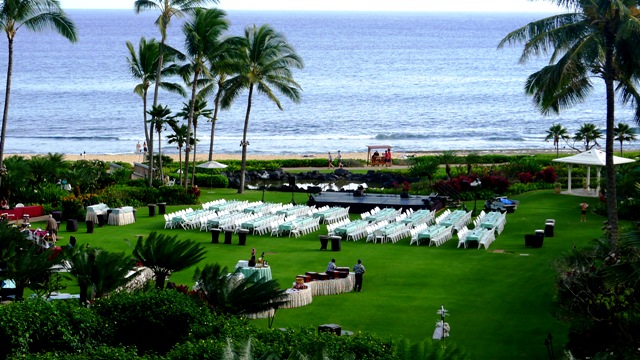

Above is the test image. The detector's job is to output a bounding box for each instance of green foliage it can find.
[99,185,197,208]
[191,263,288,316]
[193,174,229,188]
[395,337,469,359]
[157,186,198,205]
[408,156,440,180]
[506,181,554,196]
[133,232,207,289]
[92,290,214,355]
[0,298,103,359]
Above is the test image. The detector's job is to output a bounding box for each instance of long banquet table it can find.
[307,273,355,296]
[108,206,135,226]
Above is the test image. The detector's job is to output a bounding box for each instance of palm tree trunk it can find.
[178,146,183,177]
[143,89,150,148]
[158,129,163,182]
[604,33,619,246]
[155,272,168,289]
[208,84,223,161]
[239,85,254,194]
[148,37,166,187]
[0,38,14,188]
[191,125,197,186]
[184,70,200,189]
[79,283,88,307]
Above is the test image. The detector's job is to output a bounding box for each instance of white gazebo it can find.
[552,149,635,195]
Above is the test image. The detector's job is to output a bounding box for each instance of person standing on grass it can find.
[326,258,337,272]
[336,150,343,168]
[353,259,366,292]
[580,202,589,222]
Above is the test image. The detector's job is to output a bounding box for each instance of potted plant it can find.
[400,181,410,198]
[553,182,562,194]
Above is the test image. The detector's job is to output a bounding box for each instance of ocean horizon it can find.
[0,10,637,156]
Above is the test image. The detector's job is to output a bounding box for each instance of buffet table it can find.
[86,203,109,223]
[307,273,355,296]
[281,287,313,309]
[108,206,135,226]
[235,265,272,282]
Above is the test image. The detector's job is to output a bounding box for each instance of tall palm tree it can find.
[545,123,571,158]
[0,0,77,187]
[439,150,457,179]
[205,36,244,161]
[221,24,304,193]
[614,122,637,156]
[498,0,640,244]
[192,263,288,316]
[135,0,218,186]
[180,7,228,189]
[147,104,174,182]
[167,122,190,176]
[133,231,206,289]
[573,123,603,151]
[173,98,213,185]
[126,37,185,150]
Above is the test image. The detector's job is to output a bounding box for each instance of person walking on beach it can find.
[143,142,148,157]
[328,151,334,168]
[336,150,343,168]
[353,259,366,292]
[580,202,589,222]
[136,141,142,160]
[384,148,392,167]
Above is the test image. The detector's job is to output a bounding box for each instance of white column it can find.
[596,167,601,195]
[586,166,591,190]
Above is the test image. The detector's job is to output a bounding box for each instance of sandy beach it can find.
[5,149,560,165]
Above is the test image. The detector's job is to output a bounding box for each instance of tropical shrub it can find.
[193,174,228,188]
[536,166,558,183]
[92,290,214,355]
[0,298,103,359]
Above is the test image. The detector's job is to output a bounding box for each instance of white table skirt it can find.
[282,287,313,309]
[244,308,275,319]
[307,273,355,296]
[108,212,135,226]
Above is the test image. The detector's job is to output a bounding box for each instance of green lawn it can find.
[39,189,615,360]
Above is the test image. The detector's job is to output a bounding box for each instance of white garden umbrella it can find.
[196,160,228,190]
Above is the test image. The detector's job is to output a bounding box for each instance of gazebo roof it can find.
[367,145,392,150]
[552,149,635,166]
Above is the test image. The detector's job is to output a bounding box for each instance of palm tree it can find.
[66,246,136,306]
[573,123,603,151]
[192,263,288,316]
[221,24,304,193]
[439,150,457,179]
[614,122,637,156]
[147,104,174,182]
[180,7,229,189]
[0,221,63,300]
[133,231,206,289]
[545,123,571,158]
[0,0,77,187]
[175,98,213,185]
[126,37,185,150]
[498,0,640,244]
[167,122,190,176]
[135,0,218,186]
[205,36,244,161]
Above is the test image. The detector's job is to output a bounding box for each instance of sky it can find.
[60,0,564,13]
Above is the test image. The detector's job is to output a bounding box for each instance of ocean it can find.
[0,9,637,156]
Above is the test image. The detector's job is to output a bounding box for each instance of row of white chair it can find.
[409,222,432,245]
[365,221,389,242]
[346,222,370,241]
[324,207,350,224]
[327,218,350,235]
[289,217,321,238]
[434,209,452,224]
[428,226,453,247]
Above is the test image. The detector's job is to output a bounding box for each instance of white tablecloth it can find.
[235,266,272,282]
[108,211,135,226]
[307,273,355,296]
[282,287,313,309]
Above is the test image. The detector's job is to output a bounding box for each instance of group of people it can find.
[326,258,366,292]
[135,141,148,160]
[327,150,343,168]
[371,148,392,167]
